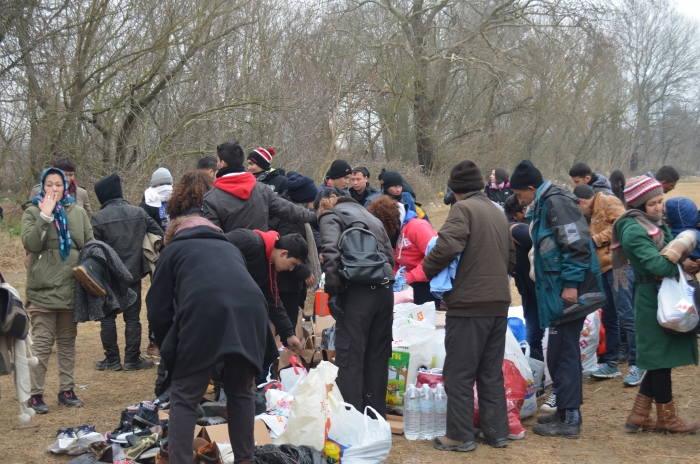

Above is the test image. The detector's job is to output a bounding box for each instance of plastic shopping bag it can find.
[279,356,307,396]
[325,403,392,464]
[393,302,437,326]
[275,361,343,451]
[388,318,436,411]
[580,311,601,377]
[393,287,414,305]
[473,360,527,440]
[658,267,699,333]
[504,328,536,419]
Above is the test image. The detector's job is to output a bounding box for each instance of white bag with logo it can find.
[658,266,699,333]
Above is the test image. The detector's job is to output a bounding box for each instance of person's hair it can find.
[54,157,76,173]
[503,194,525,219]
[352,168,369,178]
[164,214,196,246]
[166,170,213,218]
[275,233,308,261]
[216,141,244,167]
[656,165,679,182]
[573,184,595,200]
[314,186,347,212]
[493,167,509,184]
[609,170,626,204]
[366,195,401,242]
[568,162,592,178]
[197,155,218,171]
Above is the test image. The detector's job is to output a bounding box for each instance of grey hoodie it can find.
[589,173,613,196]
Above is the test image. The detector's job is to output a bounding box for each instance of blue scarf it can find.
[31,168,75,260]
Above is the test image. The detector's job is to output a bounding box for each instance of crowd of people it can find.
[12,144,700,462]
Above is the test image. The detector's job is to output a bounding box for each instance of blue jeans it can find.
[523,293,544,362]
[601,269,637,366]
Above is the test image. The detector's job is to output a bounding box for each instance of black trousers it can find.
[411,281,442,308]
[639,368,672,404]
[169,355,255,464]
[99,281,142,364]
[547,317,585,411]
[443,316,509,442]
[335,283,393,418]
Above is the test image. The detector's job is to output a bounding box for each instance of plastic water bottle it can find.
[403,384,422,440]
[420,384,435,439]
[433,383,447,437]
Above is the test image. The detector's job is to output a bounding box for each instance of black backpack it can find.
[332,211,389,285]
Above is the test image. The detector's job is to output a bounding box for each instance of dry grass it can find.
[1,181,700,463]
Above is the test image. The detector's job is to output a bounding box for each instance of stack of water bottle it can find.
[403,383,447,440]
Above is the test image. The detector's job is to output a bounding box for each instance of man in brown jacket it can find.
[573,185,641,386]
[423,160,516,452]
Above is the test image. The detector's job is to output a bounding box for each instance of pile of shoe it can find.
[49,425,104,456]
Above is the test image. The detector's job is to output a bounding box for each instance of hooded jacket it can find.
[90,189,163,283]
[666,197,700,260]
[255,168,288,194]
[203,170,315,232]
[225,228,295,342]
[484,183,514,208]
[422,191,515,317]
[146,226,269,379]
[319,198,395,294]
[349,182,380,206]
[395,211,437,284]
[529,181,606,328]
[588,192,627,273]
[588,173,614,196]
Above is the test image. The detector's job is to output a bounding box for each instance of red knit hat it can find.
[247,147,276,170]
[623,176,664,208]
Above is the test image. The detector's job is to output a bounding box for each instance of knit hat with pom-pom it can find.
[247,147,276,171]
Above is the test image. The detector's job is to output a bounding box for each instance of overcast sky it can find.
[676,0,700,21]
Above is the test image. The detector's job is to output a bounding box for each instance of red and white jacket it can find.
[394,218,437,284]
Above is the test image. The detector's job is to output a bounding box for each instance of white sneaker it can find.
[540,392,557,412]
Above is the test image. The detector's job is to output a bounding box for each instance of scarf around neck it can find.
[31,168,76,260]
[611,209,663,289]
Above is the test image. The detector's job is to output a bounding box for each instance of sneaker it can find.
[146,342,160,358]
[58,389,84,408]
[56,428,77,440]
[123,358,155,371]
[95,359,122,371]
[623,365,646,387]
[28,394,49,414]
[76,425,97,438]
[540,392,557,413]
[590,363,622,380]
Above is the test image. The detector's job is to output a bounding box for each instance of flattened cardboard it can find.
[294,309,304,341]
[313,316,335,336]
[158,410,169,420]
[254,419,273,445]
[386,414,404,435]
[201,424,230,444]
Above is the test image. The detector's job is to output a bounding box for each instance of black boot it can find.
[533,409,581,439]
[72,256,108,297]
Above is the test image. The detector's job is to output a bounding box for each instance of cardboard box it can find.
[386,414,404,435]
[254,419,273,445]
[198,420,272,446]
[158,410,169,420]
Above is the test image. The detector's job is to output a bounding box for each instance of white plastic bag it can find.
[388,318,436,411]
[265,389,293,417]
[580,311,601,377]
[325,403,392,464]
[275,361,344,451]
[504,328,536,418]
[658,267,699,333]
[279,356,307,396]
[393,302,437,326]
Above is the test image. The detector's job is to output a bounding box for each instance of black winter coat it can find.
[349,183,380,207]
[146,226,269,379]
[91,199,163,283]
[255,169,288,195]
[225,228,295,341]
[139,197,169,230]
[484,185,514,208]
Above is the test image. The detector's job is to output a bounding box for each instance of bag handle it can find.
[289,355,305,375]
[363,405,388,428]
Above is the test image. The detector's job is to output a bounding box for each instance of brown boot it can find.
[655,400,700,434]
[625,393,656,432]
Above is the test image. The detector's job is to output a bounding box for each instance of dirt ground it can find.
[1,181,700,463]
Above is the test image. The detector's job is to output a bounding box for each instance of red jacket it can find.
[395,218,437,284]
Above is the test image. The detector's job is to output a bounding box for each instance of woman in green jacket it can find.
[22,167,93,414]
[613,176,699,434]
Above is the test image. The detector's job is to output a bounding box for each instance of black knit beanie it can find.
[382,170,404,189]
[326,160,352,179]
[510,160,544,190]
[353,166,370,178]
[287,174,319,204]
[447,160,485,193]
[94,174,123,205]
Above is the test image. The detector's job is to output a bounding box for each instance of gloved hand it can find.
[308,213,319,228]
[327,294,344,319]
[393,266,407,291]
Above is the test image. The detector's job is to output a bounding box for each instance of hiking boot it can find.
[618,342,629,364]
[133,401,160,427]
[433,436,476,452]
[146,341,161,358]
[196,441,224,464]
[533,409,581,439]
[72,256,108,297]
[123,358,155,371]
[475,433,508,448]
[95,359,122,371]
[540,392,557,413]
[58,389,84,408]
[28,394,49,414]
[591,363,622,380]
[625,393,656,433]
[537,410,561,424]
[623,366,646,387]
[655,400,700,434]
